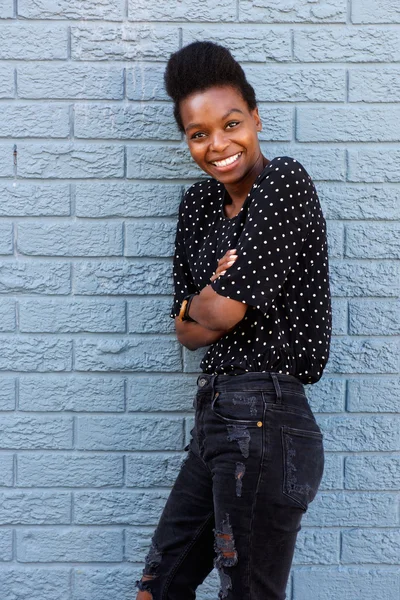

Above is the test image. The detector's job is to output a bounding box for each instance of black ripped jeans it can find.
[136,371,325,600]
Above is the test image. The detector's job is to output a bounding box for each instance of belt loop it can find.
[271,373,282,405]
[210,373,218,399]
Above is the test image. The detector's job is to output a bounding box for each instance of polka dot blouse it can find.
[170,156,332,385]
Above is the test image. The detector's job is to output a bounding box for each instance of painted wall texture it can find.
[0,1,399,599]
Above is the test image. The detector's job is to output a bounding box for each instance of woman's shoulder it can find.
[264,155,312,180]
[181,177,221,210]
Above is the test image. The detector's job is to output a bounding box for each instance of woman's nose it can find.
[209,131,229,152]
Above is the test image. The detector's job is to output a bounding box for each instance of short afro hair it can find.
[164,41,258,133]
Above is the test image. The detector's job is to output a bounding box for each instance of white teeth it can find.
[212,152,241,167]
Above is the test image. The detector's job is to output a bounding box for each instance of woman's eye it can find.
[191,132,206,140]
[226,121,240,128]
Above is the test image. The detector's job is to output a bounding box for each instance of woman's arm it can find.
[173,249,240,350]
[174,317,233,351]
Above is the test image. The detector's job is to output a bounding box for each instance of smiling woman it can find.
[135,41,332,600]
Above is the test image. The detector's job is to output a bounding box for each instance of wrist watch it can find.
[178,293,197,322]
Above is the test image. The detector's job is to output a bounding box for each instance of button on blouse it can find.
[170,156,332,385]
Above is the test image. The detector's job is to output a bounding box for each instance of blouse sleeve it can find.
[209,159,312,316]
[169,192,199,319]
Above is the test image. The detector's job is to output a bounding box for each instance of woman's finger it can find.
[210,250,238,281]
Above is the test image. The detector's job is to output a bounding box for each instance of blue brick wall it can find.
[0,1,399,599]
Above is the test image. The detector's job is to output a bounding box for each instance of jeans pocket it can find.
[211,391,263,426]
[281,425,324,511]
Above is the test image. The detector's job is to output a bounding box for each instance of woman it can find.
[136,41,332,600]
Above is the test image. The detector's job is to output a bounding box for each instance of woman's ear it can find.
[251,106,262,131]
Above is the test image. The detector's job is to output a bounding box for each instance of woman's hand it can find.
[210,249,238,282]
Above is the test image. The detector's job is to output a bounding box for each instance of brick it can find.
[18,65,124,99]
[261,146,346,181]
[330,298,347,336]
[0,568,70,600]
[17,144,124,179]
[305,376,346,413]
[0,145,14,177]
[349,149,400,182]
[73,566,141,600]
[125,528,153,562]
[326,338,399,374]
[74,260,172,295]
[19,375,124,412]
[297,106,400,142]
[126,62,169,101]
[17,222,123,257]
[293,567,399,600]
[74,491,170,525]
[72,24,178,61]
[293,529,339,564]
[183,346,208,373]
[74,103,179,140]
[127,0,236,21]
[126,454,184,487]
[257,106,292,141]
[0,261,71,294]
[342,529,400,564]
[320,454,343,490]
[0,24,67,59]
[0,222,13,255]
[346,223,400,258]
[0,183,70,216]
[0,0,13,18]
[127,374,197,411]
[0,298,15,331]
[349,299,399,334]
[183,26,291,62]
[317,183,400,220]
[75,337,181,372]
[0,454,13,486]
[127,144,204,179]
[0,415,73,449]
[125,219,175,257]
[18,0,123,20]
[352,0,400,23]
[349,67,400,102]
[303,492,398,526]
[18,453,123,487]
[0,377,15,410]
[0,104,69,138]
[329,260,399,297]
[318,415,400,451]
[0,336,72,371]
[77,416,184,450]
[19,299,125,333]
[325,221,343,259]
[75,183,182,217]
[294,28,400,62]
[246,65,346,102]
[17,529,123,562]
[347,378,400,412]
[240,0,346,22]
[127,298,174,334]
[0,529,13,561]
[0,65,14,98]
[345,455,400,490]
[0,491,71,524]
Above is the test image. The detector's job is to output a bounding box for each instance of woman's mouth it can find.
[210,152,242,171]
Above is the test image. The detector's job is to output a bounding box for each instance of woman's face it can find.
[180,85,263,184]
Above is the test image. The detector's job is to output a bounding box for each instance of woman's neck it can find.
[223,154,270,209]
